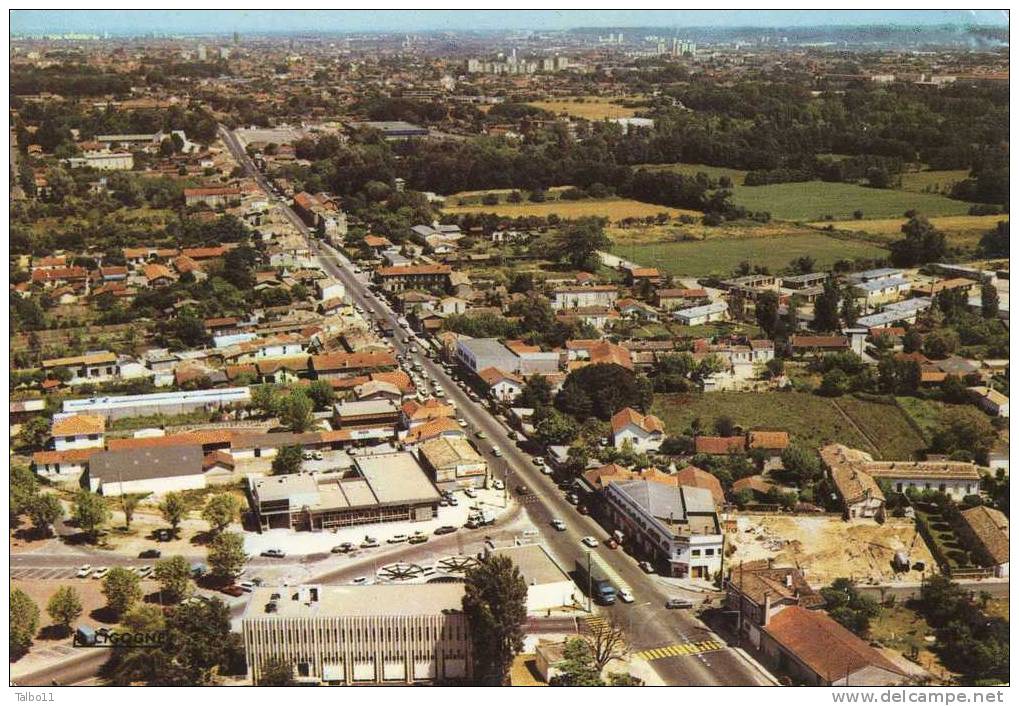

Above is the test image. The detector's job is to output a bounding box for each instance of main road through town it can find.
[218,126,774,686]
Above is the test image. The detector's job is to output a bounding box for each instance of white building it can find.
[674,301,728,326]
[969,386,1009,418]
[86,445,207,496]
[551,285,619,311]
[490,544,581,613]
[610,407,665,453]
[51,414,106,451]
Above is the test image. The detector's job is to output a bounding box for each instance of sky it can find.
[9,9,1010,36]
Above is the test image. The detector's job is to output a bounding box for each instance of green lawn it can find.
[895,396,956,442]
[651,391,872,451]
[636,162,748,183]
[899,169,970,194]
[728,181,975,221]
[835,396,928,460]
[610,233,887,278]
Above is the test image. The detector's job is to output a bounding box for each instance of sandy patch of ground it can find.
[728,515,935,587]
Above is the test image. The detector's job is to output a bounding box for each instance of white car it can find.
[464,488,478,499]
[137,566,153,578]
[491,447,502,457]
[387,534,408,544]
[580,536,599,548]
[551,519,567,531]
[491,479,504,490]
[92,567,110,580]
[76,565,92,578]
[458,419,468,428]
[618,589,635,604]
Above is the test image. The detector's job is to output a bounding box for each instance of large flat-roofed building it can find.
[86,445,206,496]
[454,338,519,374]
[63,387,251,421]
[248,451,440,531]
[417,436,488,490]
[242,584,471,685]
[351,121,430,139]
[490,544,580,613]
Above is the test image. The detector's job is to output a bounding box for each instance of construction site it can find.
[726,514,937,587]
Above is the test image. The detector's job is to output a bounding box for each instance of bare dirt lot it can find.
[728,515,935,587]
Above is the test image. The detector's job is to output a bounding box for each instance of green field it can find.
[895,396,955,442]
[651,392,872,452]
[728,181,974,221]
[610,233,887,278]
[834,396,928,460]
[899,169,970,194]
[633,164,974,221]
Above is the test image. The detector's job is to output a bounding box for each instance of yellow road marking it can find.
[636,641,726,661]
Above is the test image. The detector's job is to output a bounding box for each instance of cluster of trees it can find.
[820,578,880,636]
[916,575,1008,683]
[10,465,64,537]
[556,363,653,422]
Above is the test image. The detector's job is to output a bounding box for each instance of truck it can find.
[575,554,618,605]
[465,508,496,529]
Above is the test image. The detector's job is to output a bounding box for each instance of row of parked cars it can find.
[76,564,152,579]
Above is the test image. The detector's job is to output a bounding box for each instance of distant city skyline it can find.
[10,9,1009,37]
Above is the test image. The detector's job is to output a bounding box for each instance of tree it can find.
[28,493,64,536]
[208,531,247,582]
[821,578,879,636]
[10,588,39,658]
[930,407,996,464]
[518,375,553,409]
[781,445,822,484]
[17,416,49,451]
[586,618,629,671]
[556,364,649,421]
[102,566,143,618]
[923,329,959,360]
[754,290,780,337]
[73,490,110,542]
[549,638,604,686]
[813,275,841,332]
[840,287,860,328]
[11,465,39,522]
[981,282,999,319]
[271,445,304,475]
[902,327,923,353]
[534,408,579,447]
[558,218,610,271]
[462,553,528,685]
[713,415,737,437]
[154,556,195,604]
[121,494,142,529]
[890,216,946,267]
[979,220,1008,257]
[159,492,187,537]
[47,585,83,634]
[201,494,240,534]
[258,658,295,686]
[819,368,850,397]
[282,389,314,433]
[306,379,335,411]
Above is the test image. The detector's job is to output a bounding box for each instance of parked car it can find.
[360,537,380,548]
[491,479,504,490]
[92,567,109,580]
[221,585,246,597]
[551,519,567,531]
[618,589,635,604]
[387,534,408,544]
[238,581,255,593]
[434,525,458,536]
[665,598,694,609]
[139,549,161,559]
[491,447,502,457]
[532,457,545,466]
[464,488,477,499]
[261,549,286,558]
[580,536,599,548]
[566,493,579,505]
[302,450,315,460]
[76,565,92,578]
[408,534,428,545]
[457,419,468,428]
[475,431,486,439]
[448,497,459,506]
[639,561,655,574]
[331,542,355,554]
[577,504,589,516]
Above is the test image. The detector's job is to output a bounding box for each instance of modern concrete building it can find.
[247,451,441,531]
[417,436,488,490]
[490,544,580,613]
[86,445,207,496]
[603,481,723,578]
[242,584,472,685]
[454,338,519,375]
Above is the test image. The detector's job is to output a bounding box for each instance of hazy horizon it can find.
[10,9,1009,37]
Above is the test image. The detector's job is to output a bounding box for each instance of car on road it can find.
[139,549,161,559]
[551,519,567,531]
[457,419,468,428]
[639,561,655,574]
[387,534,408,544]
[434,389,445,398]
[532,457,545,466]
[605,539,618,549]
[491,447,502,457]
[580,536,599,548]
[434,525,458,536]
[541,466,554,476]
[302,450,315,460]
[491,479,504,490]
[92,567,110,580]
[464,488,477,499]
[618,589,635,603]
[221,585,246,597]
[76,565,92,578]
[261,549,286,558]
[577,505,589,515]
[516,485,530,496]
[360,537,380,548]
[408,534,428,545]
[566,492,579,505]
[448,496,459,506]
[475,431,486,439]
[351,576,368,585]
[331,542,355,554]
[665,598,695,609]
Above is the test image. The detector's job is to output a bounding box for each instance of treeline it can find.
[10,66,132,96]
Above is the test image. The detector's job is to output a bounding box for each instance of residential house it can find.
[968,386,1009,418]
[41,351,119,385]
[610,407,665,453]
[957,505,1009,577]
[52,414,106,451]
[551,285,619,311]
[479,367,524,402]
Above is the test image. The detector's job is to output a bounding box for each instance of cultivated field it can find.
[833,396,928,460]
[606,220,822,245]
[635,162,748,183]
[809,214,1007,248]
[528,96,644,120]
[729,515,935,586]
[610,234,887,278]
[898,169,970,194]
[443,197,695,221]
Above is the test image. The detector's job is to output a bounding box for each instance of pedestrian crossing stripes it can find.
[635,641,725,661]
[582,615,609,631]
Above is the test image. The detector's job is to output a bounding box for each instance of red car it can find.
[605,539,618,550]
[220,585,245,597]
[577,504,589,515]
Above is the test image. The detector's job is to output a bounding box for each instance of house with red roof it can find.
[610,407,665,453]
